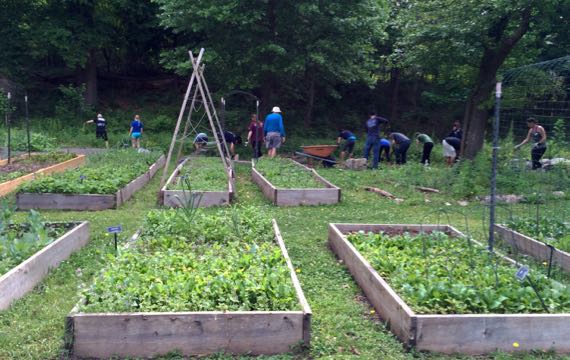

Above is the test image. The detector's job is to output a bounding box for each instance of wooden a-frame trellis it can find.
[159,48,231,189]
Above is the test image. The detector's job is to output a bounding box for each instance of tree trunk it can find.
[84,49,98,107]
[390,68,400,122]
[461,8,532,159]
[303,73,315,128]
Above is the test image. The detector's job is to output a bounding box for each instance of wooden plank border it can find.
[16,155,165,211]
[494,224,570,273]
[0,154,86,198]
[0,221,89,310]
[251,158,341,206]
[329,223,570,355]
[66,220,311,358]
[160,157,235,208]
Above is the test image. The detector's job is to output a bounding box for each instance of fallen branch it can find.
[364,186,396,199]
[415,186,440,193]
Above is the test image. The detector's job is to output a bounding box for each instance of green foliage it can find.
[0,206,68,275]
[0,129,57,152]
[255,158,324,189]
[507,216,570,252]
[349,230,570,314]
[80,207,298,312]
[54,84,89,123]
[549,118,568,158]
[19,149,162,194]
[0,152,75,183]
[168,157,227,191]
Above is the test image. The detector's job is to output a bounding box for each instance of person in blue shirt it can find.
[389,132,411,165]
[129,114,144,148]
[263,106,285,158]
[337,130,357,161]
[363,111,389,169]
[379,138,391,162]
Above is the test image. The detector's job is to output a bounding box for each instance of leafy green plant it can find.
[80,207,298,313]
[19,149,162,194]
[0,205,68,275]
[167,157,228,191]
[507,216,570,251]
[255,158,324,189]
[349,230,570,314]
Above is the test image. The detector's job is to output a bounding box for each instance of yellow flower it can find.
[543,262,548,266]
[370,310,376,314]
[512,342,520,348]
[296,269,301,273]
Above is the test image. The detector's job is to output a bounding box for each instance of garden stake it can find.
[25,94,31,157]
[547,243,555,278]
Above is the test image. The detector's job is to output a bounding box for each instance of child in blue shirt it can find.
[129,115,144,148]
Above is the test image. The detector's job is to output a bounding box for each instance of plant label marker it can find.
[515,265,529,281]
[107,225,122,252]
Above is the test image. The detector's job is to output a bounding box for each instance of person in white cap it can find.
[84,113,109,148]
[263,106,286,158]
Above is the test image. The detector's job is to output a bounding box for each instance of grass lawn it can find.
[0,158,568,360]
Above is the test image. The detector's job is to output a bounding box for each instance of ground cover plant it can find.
[255,157,324,189]
[348,230,570,314]
[79,206,298,313]
[506,216,570,252]
[18,149,161,195]
[0,206,72,275]
[0,152,75,183]
[167,156,228,191]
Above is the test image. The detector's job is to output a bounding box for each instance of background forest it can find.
[0,0,569,157]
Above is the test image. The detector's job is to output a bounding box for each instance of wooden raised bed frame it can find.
[329,223,570,355]
[65,220,311,358]
[160,157,234,208]
[0,221,90,310]
[494,224,570,274]
[16,155,166,211]
[251,158,340,206]
[0,154,86,198]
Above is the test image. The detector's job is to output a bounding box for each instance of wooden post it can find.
[174,65,204,165]
[159,49,205,189]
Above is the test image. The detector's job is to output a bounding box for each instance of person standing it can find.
[442,136,461,166]
[247,114,264,159]
[264,106,285,158]
[84,113,109,148]
[129,114,144,149]
[390,132,411,165]
[363,112,389,169]
[515,117,547,170]
[415,133,434,165]
[379,138,391,162]
[448,120,463,139]
[337,129,357,161]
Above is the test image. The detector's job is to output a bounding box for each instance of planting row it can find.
[67,207,311,358]
[16,149,165,210]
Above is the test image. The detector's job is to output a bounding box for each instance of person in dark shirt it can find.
[247,114,264,159]
[448,120,463,139]
[363,112,389,169]
[129,114,144,149]
[515,117,547,170]
[337,129,357,161]
[389,132,411,165]
[217,130,241,159]
[84,113,109,148]
[193,132,208,152]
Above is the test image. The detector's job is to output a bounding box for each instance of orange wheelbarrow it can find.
[296,144,338,166]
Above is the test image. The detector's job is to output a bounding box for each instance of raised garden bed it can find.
[66,208,311,358]
[16,150,165,210]
[160,156,234,208]
[0,220,89,310]
[329,223,570,354]
[252,158,340,206]
[0,152,85,197]
[495,217,570,274]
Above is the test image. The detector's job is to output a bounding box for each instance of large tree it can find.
[391,0,564,158]
[154,0,388,124]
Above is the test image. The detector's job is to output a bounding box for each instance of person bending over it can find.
[442,136,461,166]
[416,133,434,165]
[390,132,411,165]
[337,129,357,161]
